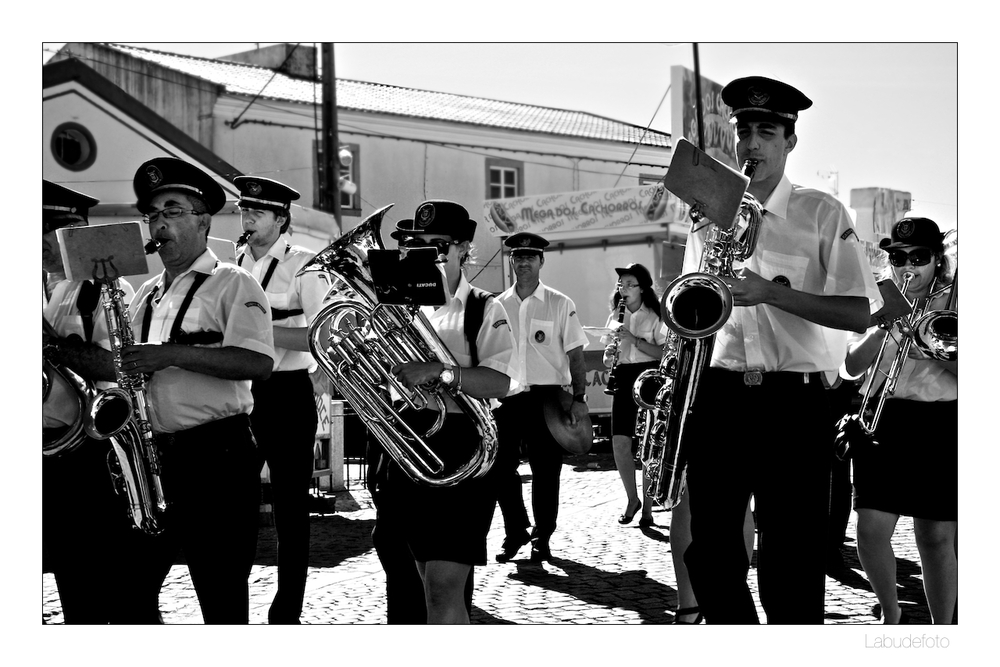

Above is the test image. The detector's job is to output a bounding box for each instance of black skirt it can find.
[852,398,957,521]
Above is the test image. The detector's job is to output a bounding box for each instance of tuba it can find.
[633,160,763,508]
[84,276,167,534]
[299,204,498,487]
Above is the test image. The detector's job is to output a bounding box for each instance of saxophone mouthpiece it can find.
[236,231,252,248]
[144,239,164,255]
[742,159,758,182]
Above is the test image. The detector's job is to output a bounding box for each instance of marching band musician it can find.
[233,176,330,624]
[380,199,519,623]
[493,232,589,563]
[601,263,664,527]
[118,157,275,624]
[679,76,881,624]
[842,217,957,624]
[42,180,169,623]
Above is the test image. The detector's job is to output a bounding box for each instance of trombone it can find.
[856,264,957,436]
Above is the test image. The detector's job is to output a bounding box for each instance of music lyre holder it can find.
[664,138,750,231]
[368,247,447,307]
[56,221,150,283]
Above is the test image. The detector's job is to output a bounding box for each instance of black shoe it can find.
[638,515,655,528]
[672,606,704,624]
[495,532,531,563]
[618,499,642,525]
[529,538,552,562]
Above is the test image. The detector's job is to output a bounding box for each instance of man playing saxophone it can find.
[678,77,881,624]
[111,157,275,624]
[43,180,169,623]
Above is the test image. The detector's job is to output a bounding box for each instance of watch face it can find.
[440,369,455,385]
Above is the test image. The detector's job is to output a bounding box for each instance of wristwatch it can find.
[439,364,456,387]
[573,392,588,404]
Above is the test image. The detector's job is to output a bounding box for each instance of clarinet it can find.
[604,299,628,395]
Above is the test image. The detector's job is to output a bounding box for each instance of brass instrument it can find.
[43,318,94,456]
[84,277,167,534]
[298,204,499,487]
[603,299,628,395]
[633,160,762,509]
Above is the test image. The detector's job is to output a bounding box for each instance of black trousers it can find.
[43,437,172,624]
[157,414,261,624]
[494,388,565,542]
[250,370,318,623]
[683,369,832,624]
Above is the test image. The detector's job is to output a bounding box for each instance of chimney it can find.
[220,43,317,80]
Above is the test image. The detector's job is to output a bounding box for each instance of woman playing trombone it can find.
[842,217,957,624]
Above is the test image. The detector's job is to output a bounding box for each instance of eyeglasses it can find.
[510,251,541,260]
[617,282,640,290]
[143,206,203,224]
[400,237,459,255]
[887,248,933,267]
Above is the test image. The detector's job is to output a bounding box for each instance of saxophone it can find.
[603,299,628,395]
[83,278,167,534]
[632,160,763,509]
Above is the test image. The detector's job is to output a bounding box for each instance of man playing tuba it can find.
[42,180,169,623]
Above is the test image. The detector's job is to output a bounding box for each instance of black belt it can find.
[711,368,823,388]
[155,413,252,449]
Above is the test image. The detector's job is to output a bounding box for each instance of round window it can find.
[51,122,97,171]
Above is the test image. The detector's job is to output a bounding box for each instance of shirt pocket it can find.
[529,318,555,348]
[266,290,290,309]
[758,250,810,291]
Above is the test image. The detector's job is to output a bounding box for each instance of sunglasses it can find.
[399,237,460,255]
[887,248,934,267]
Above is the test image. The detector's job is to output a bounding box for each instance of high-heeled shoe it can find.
[638,515,654,528]
[672,606,704,624]
[618,499,642,524]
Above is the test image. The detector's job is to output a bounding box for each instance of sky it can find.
[43,42,958,231]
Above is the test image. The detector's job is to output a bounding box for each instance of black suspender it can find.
[238,245,302,321]
[140,268,222,345]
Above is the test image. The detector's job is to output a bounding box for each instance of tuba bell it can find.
[299,204,498,487]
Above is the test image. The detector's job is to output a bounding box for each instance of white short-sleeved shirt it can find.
[237,236,331,372]
[602,303,669,364]
[681,175,882,373]
[130,249,276,433]
[421,273,519,411]
[45,277,136,390]
[497,280,589,387]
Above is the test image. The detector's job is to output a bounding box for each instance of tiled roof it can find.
[99,43,670,149]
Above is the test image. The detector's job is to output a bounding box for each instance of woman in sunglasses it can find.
[842,216,957,624]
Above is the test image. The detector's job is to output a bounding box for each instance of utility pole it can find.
[321,42,342,235]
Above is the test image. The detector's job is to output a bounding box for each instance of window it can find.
[51,122,97,171]
[486,158,522,199]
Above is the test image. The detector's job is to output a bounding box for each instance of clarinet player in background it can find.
[841,217,957,624]
[601,263,665,527]
[43,180,169,623]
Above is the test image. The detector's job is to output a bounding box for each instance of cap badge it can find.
[518,238,532,247]
[416,203,435,228]
[246,181,262,196]
[747,86,770,107]
[897,219,915,239]
[146,165,163,187]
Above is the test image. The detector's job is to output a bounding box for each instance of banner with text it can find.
[484,184,691,238]
[670,65,738,170]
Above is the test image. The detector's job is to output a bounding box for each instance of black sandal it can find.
[618,499,642,524]
[672,606,704,624]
